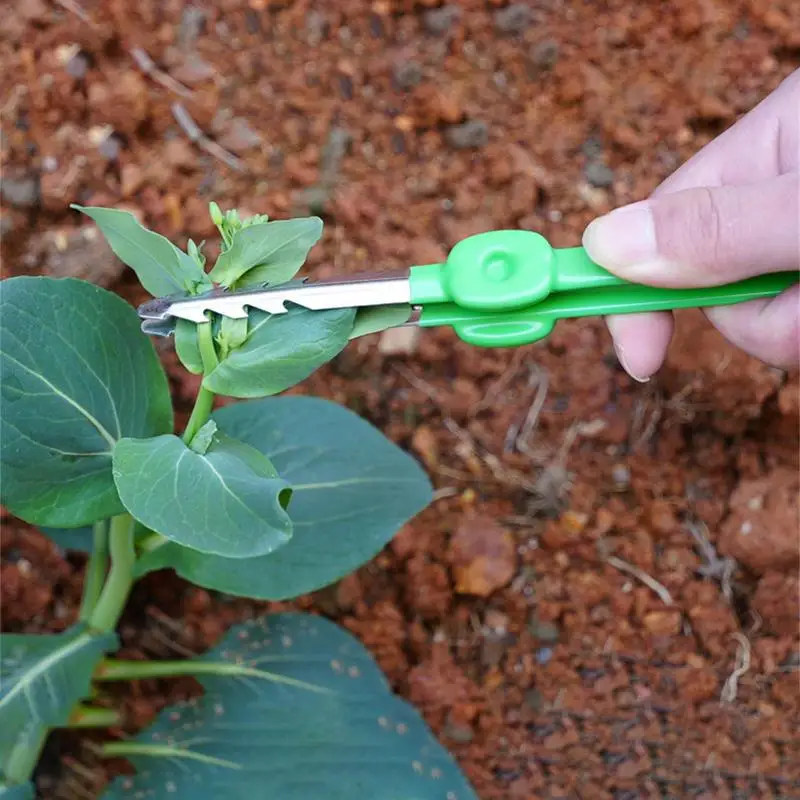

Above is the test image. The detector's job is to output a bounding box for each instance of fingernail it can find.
[583,201,660,277]
[614,342,650,383]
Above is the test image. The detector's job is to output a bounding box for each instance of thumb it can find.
[582,173,799,286]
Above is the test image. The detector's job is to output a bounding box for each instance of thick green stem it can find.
[79,520,109,623]
[88,514,136,634]
[67,704,122,729]
[182,386,215,443]
[4,729,48,787]
[5,521,132,787]
[198,318,219,372]
[181,321,218,444]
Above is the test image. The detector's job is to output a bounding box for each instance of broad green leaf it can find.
[187,239,207,269]
[0,626,117,779]
[349,304,412,339]
[113,432,292,558]
[38,525,94,552]
[0,277,173,528]
[100,613,478,800]
[72,206,212,298]
[208,218,323,288]
[0,783,34,799]
[136,396,432,599]
[174,320,204,375]
[202,307,356,399]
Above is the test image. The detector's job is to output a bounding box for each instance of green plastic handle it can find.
[417,272,799,348]
[409,230,625,310]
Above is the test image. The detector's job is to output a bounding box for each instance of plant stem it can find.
[181,386,215,444]
[181,321,218,444]
[198,318,219,372]
[79,520,109,623]
[4,729,48,787]
[67,704,122,729]
[88,514,136,634]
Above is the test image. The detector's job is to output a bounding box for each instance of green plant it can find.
[0,204,478,799]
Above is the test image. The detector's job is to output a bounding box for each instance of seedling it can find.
[0,204,478,799]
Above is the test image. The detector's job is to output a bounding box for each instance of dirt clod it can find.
[718,468,800,574]
[448,514,517,597]
[752,572,800,636]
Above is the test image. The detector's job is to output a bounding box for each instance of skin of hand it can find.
[582,68,799,382]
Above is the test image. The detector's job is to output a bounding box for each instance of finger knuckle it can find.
[692,187,724,255]
[663,187,732,272]
[653,188,735,274]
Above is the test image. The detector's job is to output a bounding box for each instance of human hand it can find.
[582,69,799,381]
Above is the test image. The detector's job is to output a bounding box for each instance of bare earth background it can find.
[1,1,798,798]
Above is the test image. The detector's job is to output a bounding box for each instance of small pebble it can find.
[445,120,489,150]
[0,174,39,208]
[581,136,604,160]
[393,61,422,90]
[305,10,328,46]
[524,688,543,711]
[443,715,474,743]
[422,5,461,37]
[65,50,90,79]
[494,3,533,34]
[178,6,206,48]
[536,647,553,665]
[529,618,560,643]
[584,161,615,188]
[611,463,631,489]
[529,39,560,71]
[97,133,123,160]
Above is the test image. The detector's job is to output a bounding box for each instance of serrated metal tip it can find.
[137,296,173,320]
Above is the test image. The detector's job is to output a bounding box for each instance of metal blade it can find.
[137,272,412,324]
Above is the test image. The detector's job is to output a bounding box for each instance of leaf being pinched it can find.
[72,206,212,298]
[0,277,173,528]
[113,431,292,559]
[208,218,323,289]
[202,306,355,399]
[0,626,117,779]
[349,304,412,339]
[174,319,205,375]
[136,396,432,599]
[100,613,478,800]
